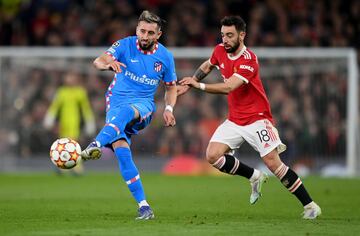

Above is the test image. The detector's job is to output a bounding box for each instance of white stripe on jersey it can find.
[243,50,252,59]
[233,73,249,83]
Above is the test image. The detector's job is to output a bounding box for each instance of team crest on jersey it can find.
[154,61,162,72]
[112,41,120,48]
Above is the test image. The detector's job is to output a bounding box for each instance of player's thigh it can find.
[105,105,139,123]
[240,119,287,157]
[208,120,245,161]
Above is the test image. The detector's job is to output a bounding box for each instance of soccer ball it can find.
[49,138,82,169]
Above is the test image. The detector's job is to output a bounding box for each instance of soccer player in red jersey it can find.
[179,15,321,219]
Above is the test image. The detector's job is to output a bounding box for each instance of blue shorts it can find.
[105,101,154,146]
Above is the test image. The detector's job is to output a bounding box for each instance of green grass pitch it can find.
[1,172,360,236]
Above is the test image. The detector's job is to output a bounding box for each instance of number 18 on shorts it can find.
[210,119,287,157]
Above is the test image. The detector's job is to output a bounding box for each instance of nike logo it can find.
[130,59,139,63]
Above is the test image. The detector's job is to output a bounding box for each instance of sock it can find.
[115,147,146,203]
[95,106,135,146]
[274,163,313,206]
[95,125,117,147]
[138,200,149,208]
[212,154,255,179]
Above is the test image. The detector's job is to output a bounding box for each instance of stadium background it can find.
[0,0,359,175]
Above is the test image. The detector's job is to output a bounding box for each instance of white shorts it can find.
[210,119,287,157]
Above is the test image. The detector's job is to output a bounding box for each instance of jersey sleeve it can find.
[233,58,258,84]
[163,53,177,86]
[209,45,220,66]
[105,39,126,61]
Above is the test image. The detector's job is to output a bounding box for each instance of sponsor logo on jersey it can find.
[154,61,162,72]
[239,64,254,72]
[124,70,159,86]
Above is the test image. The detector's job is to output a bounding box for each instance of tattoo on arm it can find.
[193,68,208,81]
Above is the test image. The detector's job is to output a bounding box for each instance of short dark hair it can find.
[138,10,164,30]
[220,16,246,32]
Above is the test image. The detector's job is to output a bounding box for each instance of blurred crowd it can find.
[0,0,359,49]
[0,0,357,165]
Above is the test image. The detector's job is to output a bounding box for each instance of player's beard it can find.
[139,40,155,51]
[224,40,240,53]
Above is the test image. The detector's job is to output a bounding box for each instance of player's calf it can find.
[212,154,268,204]
[274,163,321,219]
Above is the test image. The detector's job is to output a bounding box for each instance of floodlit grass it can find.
[1,172,359,236]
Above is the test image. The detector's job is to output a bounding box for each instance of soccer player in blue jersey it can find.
[81,10,177,220]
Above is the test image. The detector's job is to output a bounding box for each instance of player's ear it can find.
[157,30,162,39]
[239,31,246,41]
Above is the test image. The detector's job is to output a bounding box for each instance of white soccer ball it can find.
[49,138,82,169]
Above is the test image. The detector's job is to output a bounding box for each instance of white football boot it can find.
[81,141,102,161]
[303,201,321,219]
[250,172,268,204]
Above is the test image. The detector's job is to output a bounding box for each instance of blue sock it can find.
[95,106,135,146]
[115,147,146,203]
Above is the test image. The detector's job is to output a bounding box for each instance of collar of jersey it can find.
[136,39,159,55]
[227,45,246,60]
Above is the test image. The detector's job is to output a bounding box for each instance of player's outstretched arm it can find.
[179,74,244,95]
[163,85,177,127]
[177,60,214,96]
[93,53,126,73]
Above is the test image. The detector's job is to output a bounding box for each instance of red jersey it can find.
[209,44,273,125]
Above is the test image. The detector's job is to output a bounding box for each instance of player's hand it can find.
[163,110,176,127]
[179,77,200,89]
[177,84,191,96]
[107,61,126,73]
[43,113,55,129]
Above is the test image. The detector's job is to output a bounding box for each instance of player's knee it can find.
[205,147,223,164]
[112,139,129,149]
[262,149,282,172]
